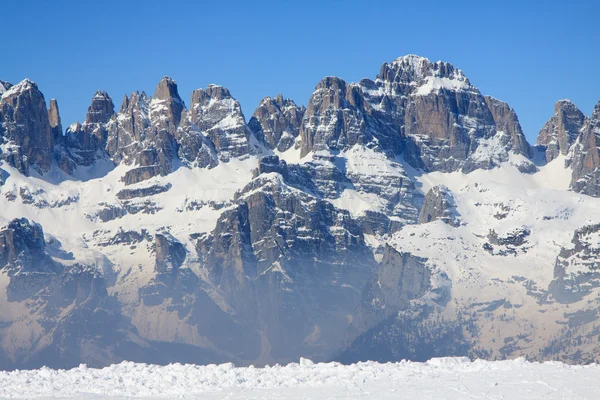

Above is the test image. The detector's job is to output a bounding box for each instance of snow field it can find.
[0,357,599,399]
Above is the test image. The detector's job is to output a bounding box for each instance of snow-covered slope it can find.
[0,358,598,399]
[341,154,600,364]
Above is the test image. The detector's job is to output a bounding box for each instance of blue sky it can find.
[1,0,598,142]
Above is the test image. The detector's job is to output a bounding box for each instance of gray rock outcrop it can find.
[60,91,115,172]
[48,99,62,142]
[550,223,600,303]
[347,246,432,343]
[418,185,459,226]
[249,94,305,151]
[537,100,586,162]
[570,101,600,196]
[0,80,54,175]
[189,84,256,161]
[154,233,186,275]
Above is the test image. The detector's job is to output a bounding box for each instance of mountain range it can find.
[1,54,600,369]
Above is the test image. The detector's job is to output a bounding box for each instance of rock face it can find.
[300,76,405,158]
[248,94,305,151]
[537,100,586,162]
[570,101,600,196]
[484,96,533,160]
[550,223,600,304]
[154,233,186,275]
[337,244,461,365]
[48,99,62,142]
[346,246,432,343]
[0,80,54,175]
[61,91,115,171]
[299,55,534,173]
[194,168,377,362]
[253,149,419,235]
[533,99,600,198]
[418,185,459,226]
[189,85,256,162]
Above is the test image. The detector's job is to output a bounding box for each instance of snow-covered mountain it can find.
[1,55,600,369]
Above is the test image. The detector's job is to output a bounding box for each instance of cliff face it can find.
[569,102,600,196]
[0,80,54,175]
[537,100,586,162]
[249,94,304,152]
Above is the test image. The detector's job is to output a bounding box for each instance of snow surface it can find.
[414,76,471,96]
[0,357,598,399]
[0,79,35,100]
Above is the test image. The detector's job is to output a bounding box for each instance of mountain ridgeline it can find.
[1,55,600,369]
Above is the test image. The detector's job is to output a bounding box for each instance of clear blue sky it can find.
[1,0,598,143]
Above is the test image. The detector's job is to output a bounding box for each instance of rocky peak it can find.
[248,94,304,151]
[119,93,129,111]
[537,99,586,162]
[484,96,532,159]
[58,91,115,172]
[378,55,433,84]
[274,93,285,106]
[206,84,232,100]
[312,76,349,109]
[106,78,239,184]
[377,55,471,96]
[107,90,151,165]
[151,76,184,128]
[570,100,600,196]
[1,79,38,100]
[48,99,62,142]
[300,76,395,157]
[153,77,180,100]
[119,91,150,114]
[299,55,534,173]
[86,91,115,125]
[189,85,255,161]
[0,78,54,175]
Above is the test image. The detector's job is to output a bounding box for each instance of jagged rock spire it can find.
[570,100,600,196]
[537,99,586,162]
[248,94,304,152]
[151,76,184,128]
[0,79,54,175]
[86,91,115,125]
[48,99,62,142]
[189,84,255,162]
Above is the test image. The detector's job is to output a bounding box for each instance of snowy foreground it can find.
[0,358,599,399]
